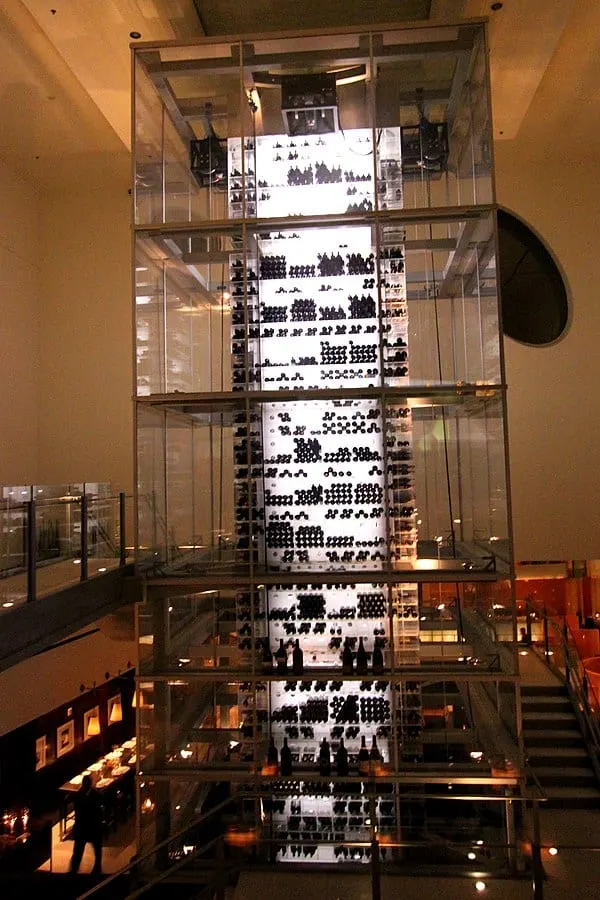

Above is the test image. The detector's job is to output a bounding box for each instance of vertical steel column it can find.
[531,800,544,900]
[370,837,382,900]
[543,607,550,660]
[26,499,37,602]
[80,494,88,582]
[152,597,171,868]
[119,491,127,566]
[504,792,517,873]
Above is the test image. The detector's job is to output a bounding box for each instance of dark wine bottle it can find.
[280,737,293,776]
[275,638,288,673]
[335,737,349,776]
[267,736,279,769]
[370,735,382,762]
[342,638,354,674]
[358,735,370,772]
[372,638,384,674]
[262,638,273,674]
[319,738,331,776]
[292,638,304,675]
[356,636,368,675]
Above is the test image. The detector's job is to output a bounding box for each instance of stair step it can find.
[535,766,597,787]
[522,712,578,729]
[521,697,573,712]
[528,747,590,766]
[523,730,585,748]
[541,785,600,809]
[521,684,567,697]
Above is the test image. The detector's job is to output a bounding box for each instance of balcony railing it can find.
[0,484,133,609]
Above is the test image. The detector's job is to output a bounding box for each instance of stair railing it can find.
[525,600,600,784]
[76,792,245,899]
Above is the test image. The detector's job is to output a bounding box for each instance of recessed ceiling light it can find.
[491,2,503,9]
[130,31,142,39]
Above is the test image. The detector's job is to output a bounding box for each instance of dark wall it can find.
[0,670,135,816]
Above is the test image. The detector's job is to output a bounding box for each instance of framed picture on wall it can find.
[56,721,75,757]
[35,736,47,771]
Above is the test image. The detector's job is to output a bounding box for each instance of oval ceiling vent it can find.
[498,208,568,345]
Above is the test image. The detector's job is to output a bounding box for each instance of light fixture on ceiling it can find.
[491,2,503,9]
[130,31,142,39]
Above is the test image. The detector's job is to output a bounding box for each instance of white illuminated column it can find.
[229,128,419,861]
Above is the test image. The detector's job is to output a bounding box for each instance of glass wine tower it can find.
[133,21,521,872]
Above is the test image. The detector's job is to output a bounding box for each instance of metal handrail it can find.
[525,600,600,779]
[76,793,241,899]
[0,491,132,601]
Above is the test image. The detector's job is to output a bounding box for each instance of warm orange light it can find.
[224,826,259,847]
[378,833,395,846]
[86,713,100,736]
[109,697,123,723]
[261,763,278,777]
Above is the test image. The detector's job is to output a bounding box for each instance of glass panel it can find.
[135,43,242,225]
[86,495,121,575]
[374,24,493,210]
[136,235,234,396]
[400,395,509,564]
[136,404,241,572]
[137,405,167,565]
[379,214,500,387]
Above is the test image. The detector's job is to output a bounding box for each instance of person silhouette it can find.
[70,774,103,875]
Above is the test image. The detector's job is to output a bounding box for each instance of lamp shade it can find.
[86,713,100,736]
[109,696,123,723]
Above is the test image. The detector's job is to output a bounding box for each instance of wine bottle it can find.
[356,636,368,675]
[342,638,354,674]
[335,737,349,776]
[370,735,382,762]
[267,736,279,770]
[292,638,304,675]
[319,738,331,776]
[262,638,273,674]
[358,735,370,772]
[275,638,288,673]
[372,638,384,675]
[280,737,293,776]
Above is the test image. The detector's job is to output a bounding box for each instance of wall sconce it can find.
[84,707,101,738]
[108,694,123,724]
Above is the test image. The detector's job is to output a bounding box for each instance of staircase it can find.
[522,684,600,808]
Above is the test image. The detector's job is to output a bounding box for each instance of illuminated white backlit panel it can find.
[228,129,423,858]
[229,130,375,220]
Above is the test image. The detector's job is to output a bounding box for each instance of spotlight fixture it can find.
[548,846,558,856]
[281,73,339,136]
[401,88,449,175]
[475,882,486,893]
[130,31,142,39]
[190,104,227,187]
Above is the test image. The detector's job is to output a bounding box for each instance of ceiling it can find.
[0,0,597,189]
